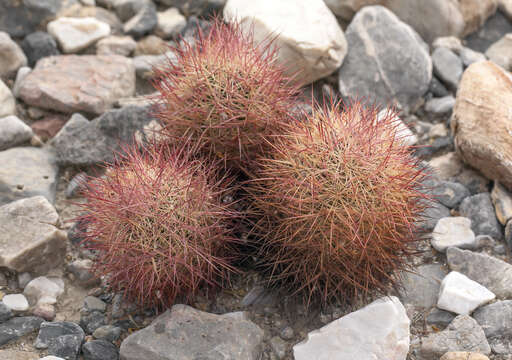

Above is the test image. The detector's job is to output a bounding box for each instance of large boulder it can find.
[451,61,512,191]
[338,6,432,114]
[223,0,347,86]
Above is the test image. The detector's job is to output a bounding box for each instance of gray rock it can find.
[426,308,456,328]
[270,336,287,359]
[460,47,486,67]
[83,297,107,313]
[452,168,490,195]
[429,77,450,97]
[82,340,118,360]
[166,0,225,17]
[279,326,294,341]
[0,116,33,150]
[491,181,512,226]
[80,311,106,334]
[2,294,29,312]
[473,301,512,350]
[420,201,451,231]
[485,33,512,70]
[35,321,85,350]
[446,247,512,299]
[338,6,432,114]
[92,325,122,342]
[0,78,15,118]
[66,259,98,286]
[0,302,13,323]
[12,66,31,98]
[114,0,150,21]
[465,11,512,53]
[432,47,463,90]
[420,315,491,360]
[425,96,456,115]
[50,106,155,166]
[430,180,471,209]
[155,8,186,39]
[0,316,44,346]
[431,217,476,252]
[506,221,512,249]
[133,51,176,79]
[459,193,503,239]
[21,31,60,67]
[0,197,66,274]
[120,305,264,360]
[123,3,157,38]
[399,263,447,308]
[48,334,83,360]
[0,31,28,79]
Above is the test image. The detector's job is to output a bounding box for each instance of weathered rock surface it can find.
[24,276,65,306]
[485,34,512,70]
[294,296,409,360]
[459,193,502,239]
[0,116,33,150]
[459,0,498,36]
[21,31,60,68]
[0,79,15,118]
[491,181,512,225]
[35,321,85,351]
[224,0,347,86]
[0,197,66,274]
[432,47,463,90]
[399,264,447,308]
[47,17,110,54]
[473,300,512,353]
[431,217,476,252]
[338,6,432,114]
[96,35,136,56]
[120,304,264,360]
[156,7,186,39]
[0,32,27,78]
[18,55,135,115]
[0,316,44,346]
[0,350,39,360]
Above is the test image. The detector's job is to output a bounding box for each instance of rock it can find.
[92,325,122,342]
[500,0,512,19]
[429,153,464,180]
[0,32,28,79]
[114,0,149,21]
[30,115,67,142]
[24,277,65,307]
[430,77,450,98]
[269,336,287,359]
[18,55,135,115]
[437,271,495,315]
[123,3,157,38]
[0,197,66,274]
[465,10,512,53]
[166,0,226,17]
[13,67,32,98]
[47,17,110,54]
[0,147,58,206]
[426,308,456,328]
[459,193,502,239]
[66,259,98,286]
[446,247,512,298]
[224,0,347,86]
[473,300,512,353]
[21,32,60,67]
[58,4,123,34]
[431,180,470,209]
[453,168,490,195]
[35,321,85,350]
[82,340,118,360]
[50,106,155,166]
[0,350,39,360]
[452,61,512,191]
[32,303,56,321]
[48,334,83,360]
[120,304,264,360]
[429,123,448,139]
[485,34,512,70]
[80,311,106,334]
[40,357,66,360]
[0,79,15,118]
[433,36,464,53]
[425,96,456,115]
[133,52,175,79]
[279,326,294,341]
[0,115,33,150]
[440,353,489,360]
[460,47,487,67]
[0,316,44,346]
[134,35,168,55]
[420,315,491,360]
[432,217,476,252]
[156,8,186,39]
[96,35,136,56]
[84,297,107,313]
[420,202,451,231]
[459,0,498,36]
[432,47,464,90]
[0,302,13,323]
[399,263,447,308]
[294,296,409,360]
[338,6,431,114]
[492,181,512,225]
[2,294,29,312]
[506,221,512,249]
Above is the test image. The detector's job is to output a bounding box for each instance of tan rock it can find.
[0,78,15,118]
[491,181,512,225]
[18,55,135,115]
[96,35,136,56]
[428,152,464,180]
[0,196,67,274]
[0,32,28,78]
[486,34,512,70]
[499,0,512,20]
[134,35,168,56]
[458,0,498,36]
[0,350,38,360]
[440,352,489,360]
[451,61,512,191]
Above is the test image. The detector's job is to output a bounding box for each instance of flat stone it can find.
[0,316,44,346]
[338,5,431,114]
[432,47,464,90]
[2,294,29,312]
[0,79,15,118]
[473,300,512,352]
[114,0,150,21]
[447,247,512,298]
[123,3,158,38]
[0,32,28,78]
[430,76,450,97]
[24,276,65,307]
[58,4,123,34]
[459,193,502,239]
[35,321,85,350]
[120,304,264,360]
[0,197,66,274]
[294,296,409,360]
[432,217,476,252]
[426,308,456,328]
[440,353,489,360]
[0,116,33,150]
[0,350,39,360]
[21,31,60,68]
[433,36,464,53]
[491,181,512,225]
[92,325,122,342]
[18,55,135,115]
[47,17,111,54]
[425,96,456,115]
[437,271,495,315]
[420,315,491,360]
[82,340,118,360]
[431,180,471,209]
[460,47,487,67]
[156,7,186,39]
[399,263,447,308]
[224,0,347,86]
[80,311,106,334]
[96,35,136,56]
[84,296,107,313]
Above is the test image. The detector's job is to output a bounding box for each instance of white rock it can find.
[224,0,347,86]
[0,79,15,118]
[433,36,464,54]
[24,276,65,307]
[485,34,512,71]
[432,217,476,252]
[156,8,186,39]
[0,115,33,150]
[438,271,495,315]
[40,357,66,360]
[2,294,29,312]
[12,67,32,99]
[293,296,410,360]
[0,31,28,78]
[47,17,111,53]
[377,109,418,146]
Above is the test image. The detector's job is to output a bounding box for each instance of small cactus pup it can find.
[246,100,430,307]
[151,19,298,171]
[77,142,240,308]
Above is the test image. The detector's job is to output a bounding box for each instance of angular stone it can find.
[440,353,489,360]
[18,55,135,115]
[451,61,512,191]
[447,247,512,298]
[0,32,28,79]
[426,308,456,328]
[420,315,491,360]
[13,67,31,98]
[35,321,85,350]
[24,276,65,307]
[47,17,110,54]
[58,4,123,34]
[2,294,29,312]
[0,316,44,346]
[48,334,83,360]
[0,79,15,118]
[491,181,512,225]
[437,271,495,315]
[156,7,186,39]
[399,263,447,308]
[123,3,158,38]
[473,300,512,339]
[432,47,464,90]
[80,311,106,334]
[82,340,118,360]
[420,201,451,231]
[224,0,347,86]
[30,114,67,142]
[294,296,409,360]
[0,147,58,206]
[96,35,136,56]
[460,47,486,67]
[21,31,60,68]
[432,217,476,252]
[0,116,33,150]
[120,304,264,360]
[338,6,431,114]
[459,193,502,239]
[431,180,470,209]
[0,197,66,274]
